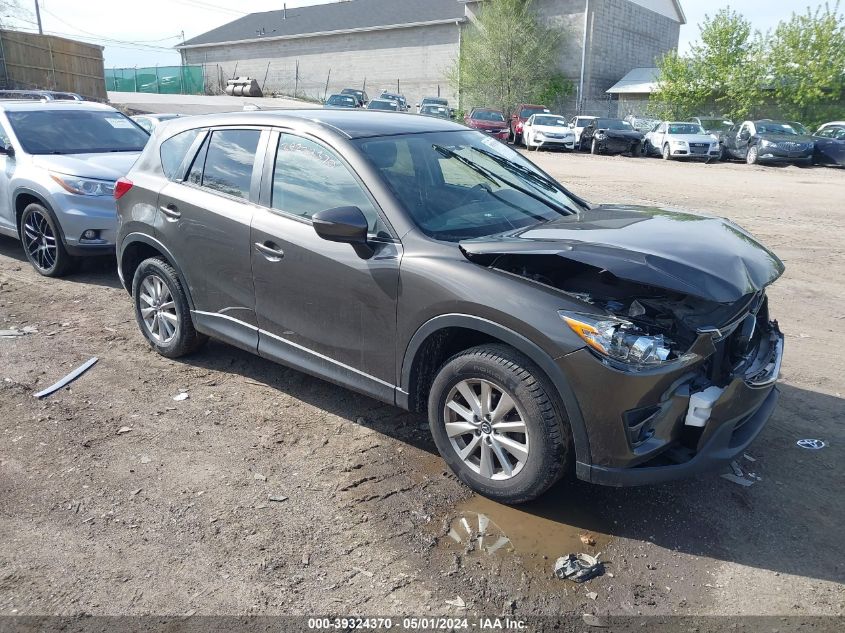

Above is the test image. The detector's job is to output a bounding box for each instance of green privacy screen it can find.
[105,66,204,94]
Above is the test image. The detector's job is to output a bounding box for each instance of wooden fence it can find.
[0,30,107,101]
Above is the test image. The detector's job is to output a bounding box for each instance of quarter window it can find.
[195,129,261,200]
[160,129,202,179]
[272,134,386,234]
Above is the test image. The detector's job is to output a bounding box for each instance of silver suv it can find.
[0,100,149,276]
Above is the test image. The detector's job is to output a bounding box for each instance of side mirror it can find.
[312,206,373,258]
[0,143,14,157]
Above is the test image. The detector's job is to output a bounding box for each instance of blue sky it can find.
[1,0,826,69]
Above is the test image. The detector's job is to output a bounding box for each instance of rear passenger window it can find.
[272,133,387,234]
[194,129,261,200]
[160,129,201,179]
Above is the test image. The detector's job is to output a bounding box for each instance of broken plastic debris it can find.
[445,512,513,555]
[173,392,189,401]
[720,473,754,487]
[586,591,598,601]
[117,426,132,435]
[268,495,288,503]
[33,357,98,399]
[796,439,826,450]
[743,453,756,462]
[445,596,466,608]
[253,473,267,481]
[730,460,744,477]
[554,553,604,583]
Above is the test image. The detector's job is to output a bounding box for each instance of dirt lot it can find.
[1,153,843,624]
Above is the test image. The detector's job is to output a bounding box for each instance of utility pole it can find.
[34,0,43,35]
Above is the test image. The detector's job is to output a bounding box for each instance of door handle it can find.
[160,205,181,220]
[255,241,284,261]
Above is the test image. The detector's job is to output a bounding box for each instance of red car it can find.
[464,107,509,140]
[510,104,550,145]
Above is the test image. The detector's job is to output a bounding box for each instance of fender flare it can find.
[12,187,67,245]
[118,232,196,310]
[400,313,591,466]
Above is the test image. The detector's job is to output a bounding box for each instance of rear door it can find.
[250,131,401,400]
[155,127,268,350]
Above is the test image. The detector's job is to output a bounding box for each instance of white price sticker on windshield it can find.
[105,117,135,129]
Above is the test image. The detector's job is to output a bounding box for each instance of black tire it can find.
[132,257,207,358]
[19,203,77,277]
[591,138,599,155]
[642,140,651,156]
[746,145,759,165]
[427,344,571,504]
[717,144,727,161]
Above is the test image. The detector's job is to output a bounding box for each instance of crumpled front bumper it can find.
[563,321,785,486]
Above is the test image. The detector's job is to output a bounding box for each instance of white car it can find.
[569,115,597,144]
[644,121,721,160]
[522,114,576,150]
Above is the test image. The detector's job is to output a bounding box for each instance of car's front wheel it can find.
[132,257,207,358]
[591,138,599,154]
[19,203,76,277]
[746,145,759,165]
[427,345,570,504]
[662,143,672,160]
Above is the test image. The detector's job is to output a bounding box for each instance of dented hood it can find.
[460,205,785,303]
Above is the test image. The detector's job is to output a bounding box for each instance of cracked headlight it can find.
[559,310,686,367]
[50,172,116,197]
[760,139,776,148]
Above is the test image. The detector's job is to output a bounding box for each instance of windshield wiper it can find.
[433,144,572,216]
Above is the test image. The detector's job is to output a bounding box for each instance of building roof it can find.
[179,0,467,49]
[606,67,661,95]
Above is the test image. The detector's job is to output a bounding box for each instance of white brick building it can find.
[177,0,685,114]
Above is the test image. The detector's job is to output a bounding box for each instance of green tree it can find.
[651,8,763,121]
[767,2,845,128]
[450,0,571,116]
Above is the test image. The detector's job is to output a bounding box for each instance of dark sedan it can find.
[579,118,643,155]
[813,122,845,166]
[720,120,814,165]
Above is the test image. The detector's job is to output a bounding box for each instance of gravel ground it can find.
[0,151,843,623]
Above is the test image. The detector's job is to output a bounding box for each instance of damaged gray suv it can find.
[115,111,784,504]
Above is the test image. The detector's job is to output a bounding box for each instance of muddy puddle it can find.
[439,483,613,574]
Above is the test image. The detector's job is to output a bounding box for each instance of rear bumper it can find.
[563,322,784,487]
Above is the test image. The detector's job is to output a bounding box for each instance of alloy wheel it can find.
[22,210,57,272]
[443,378,530,481]
[139,274,179,344]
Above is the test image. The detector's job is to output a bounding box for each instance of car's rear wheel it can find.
[746,145,759,165]
[20,203,76,277]
[132,257,207,358]
[427,344,570,504]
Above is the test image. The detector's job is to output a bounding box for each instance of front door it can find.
[156,127,268,350]
[251,131,401,401]
[0,122,16,235]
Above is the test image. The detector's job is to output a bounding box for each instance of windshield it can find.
[699,119,732,131]
[7,109,149,154]
[521,107,548,118]
[355,130,583,242]
[327,95,356,106]
[369,101,398,111]
[575,118,594,127]
[668,123,705,135]
[756,122,803,135]
[424,98,448,106]
[472,110,505,122]
[596,119,633,130]
[422,106,448,116]
[533,116,566,127]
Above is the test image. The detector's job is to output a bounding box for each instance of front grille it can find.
[689,143,709,154]
[775,141,808,152]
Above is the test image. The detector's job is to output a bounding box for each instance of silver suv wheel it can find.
[443,378,530,480]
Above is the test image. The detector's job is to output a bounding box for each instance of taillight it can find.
[114,177,133,200]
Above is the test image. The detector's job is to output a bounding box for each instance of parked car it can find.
[367,99,400,112]
[509,104,550,145]
[568,115,597,145]
[644,121,720,161]
[324,93,360,109]
[624,115,661,134]
[812,121,845,166]
[0,100,149,276]
[579,118,643,155]
[0,89,83,102]
[720,120,814,165]
[464,108,509,141]
[522,114,576,151]
[417,96,448,114]
[419,104,450,119]
[340,88,368,107]
[379,91,409,111]
[131,113,184,133]
[690,116,734,135]
[115,110,784,503]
